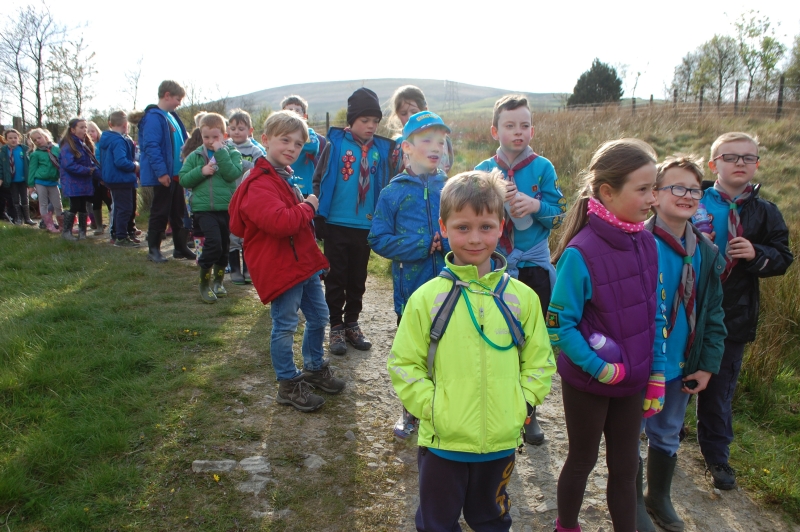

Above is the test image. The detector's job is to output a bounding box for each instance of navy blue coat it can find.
[59,135,97,197]
[97,130,137,187]
[137,104,188,186]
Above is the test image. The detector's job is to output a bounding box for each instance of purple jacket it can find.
[59,135,98,198]
[557,215,658,397]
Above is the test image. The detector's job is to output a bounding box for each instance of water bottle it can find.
[504,192,534,231]
[588,333,622,363]
[692,203,713,234]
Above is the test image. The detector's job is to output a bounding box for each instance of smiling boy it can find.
[475,94,567,445]
[387,170,555,532]
[695,132,793,490]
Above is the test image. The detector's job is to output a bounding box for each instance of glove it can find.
[597,362,626,385]
[642,374,666,418]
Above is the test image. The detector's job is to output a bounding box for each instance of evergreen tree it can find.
[567,59,623,107]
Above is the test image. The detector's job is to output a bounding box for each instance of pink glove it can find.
[597,362,626,385]
[642,374,666,418]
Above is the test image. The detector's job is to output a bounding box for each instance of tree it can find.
[697,35,739,105]
[47,37,97,119]
[671,52,704,102]
[567,59,623,106]
[0,14,29,127]
[786,35,800,100]
[756,35,786,100]
[123,56,143,109]
[23,4,64,126]
[734,11,786,104]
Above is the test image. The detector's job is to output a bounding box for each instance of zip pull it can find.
[424,184,428,201]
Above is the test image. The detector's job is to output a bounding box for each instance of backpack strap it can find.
[492,273,526,351]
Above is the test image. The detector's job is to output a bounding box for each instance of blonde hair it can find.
[199,113,226,132]
[710,132,759,159]
[127,110,144,126]
[387,85,427,134]
[158,80,185,99]
[280,95,308,115]
[262,110,309,142]
[656,154,705,187]
[552,138,657,263]
[108,110,128,128]
[440,170,505,223]
[194,111,208,128]
[86,121,102,142]
[28,128,53,144]
[492,94,530,128]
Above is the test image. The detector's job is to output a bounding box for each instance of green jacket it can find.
[683,228,727,376]
[178,145,242,212]
[388,253,556,453]
[0,144,29,188]
[27,145,60,186]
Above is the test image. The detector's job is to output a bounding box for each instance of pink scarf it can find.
[587,197,645,233]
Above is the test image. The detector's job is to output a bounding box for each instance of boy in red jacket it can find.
[229,111,346,412]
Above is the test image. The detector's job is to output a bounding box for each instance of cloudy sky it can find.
[2,0,799,118]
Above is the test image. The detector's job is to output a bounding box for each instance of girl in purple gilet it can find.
[546,139,667,532]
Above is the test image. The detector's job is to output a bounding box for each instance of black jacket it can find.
[702,180,793,343]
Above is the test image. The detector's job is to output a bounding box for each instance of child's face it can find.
[403,128,447,174]
[349,116,380,142]
[262,129,306,168]
[397,100,421,127]
[162,92,183,112]
[201,127,224,150]
[602,162,657,224]
[439,205,503,273]
[228,120,253,145]
[87,124,101,143]
[283,103,307,119]
[5,132,20,147]
[709,140,759,194]
[653,167,702,224]
[72,121,87,140]
[30,132,47,148]
[491,107,533,158]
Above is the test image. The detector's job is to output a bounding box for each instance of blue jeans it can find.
[269,272,328,381]
[642,377,691,457]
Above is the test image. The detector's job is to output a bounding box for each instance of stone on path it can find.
[535,500,558,513]
[344,430,356,441]
[239,456,271,474]
[191,459,237,473]
[303,454,327,469]
[236,478,269,494]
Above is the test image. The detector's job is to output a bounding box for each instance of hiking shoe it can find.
[303,360,345,394]
[114,237,141,247]
[329,325,347,356]
[345,322,372,350]
[276,375,325,412]
[706,462,737,490]
[393,408,419,441]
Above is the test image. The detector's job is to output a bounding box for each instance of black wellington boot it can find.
[645,447,684,531]
[637,456,656,532]
[229,250,245,284]
[147,230,168,263]
[523,404,545,445]
[172,228,196,260]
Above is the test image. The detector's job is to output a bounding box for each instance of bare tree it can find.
[47,37,97,118]
[0,13,30,127]
[123,56,143,109]
[23,3,64,126]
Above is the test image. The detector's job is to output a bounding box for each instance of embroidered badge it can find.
[370,165,377,175]
[531,185,539,192]
[341,150,356,181]
[366,213,373,221]
[546,311,560,328]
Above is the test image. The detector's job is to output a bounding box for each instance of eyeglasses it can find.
[714,154,760,164]
[655,185,704,200]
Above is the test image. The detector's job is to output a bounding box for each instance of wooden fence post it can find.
[776,75,785,120]
[699,87,704,115]
[734,80,739,116]
[673,89,678,111]
[12,116,23,131]
[632,97,636,115]
[326,112,330,132]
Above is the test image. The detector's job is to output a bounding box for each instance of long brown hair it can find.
[59,118,95,159]
[552,138,657,263]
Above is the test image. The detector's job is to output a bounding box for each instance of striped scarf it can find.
[344,128,374,213]
[713,181,753,282]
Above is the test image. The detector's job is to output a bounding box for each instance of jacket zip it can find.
[289,236,299,261]
[479,291,488,453]
[424,177,437,274]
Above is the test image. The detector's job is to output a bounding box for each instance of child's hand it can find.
[682,370,712,394]
[158,174,171,187]
[504,182,517,202]
[597,362,626,385]
[201,163,215,176]
[727,236,756,260]
[305,194,319,211]
[708,230,716,241]
[212,139,225,151]
[510,193,541,217]
[429,232,442,254]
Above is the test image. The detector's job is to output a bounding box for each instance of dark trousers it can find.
[110,186,135,240]
[517,266,552,315]
[92,179,112,209]
[0,186,12,219]
[416,447,515,532]
[557,380,642,532]
[323,224,370,327]
[196,211,230,269]
[697,339,746,465]
[10,181,29,208]
[149,181,186,234]
[68,196,92,214]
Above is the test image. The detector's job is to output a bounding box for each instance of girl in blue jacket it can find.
[59,118,99,240]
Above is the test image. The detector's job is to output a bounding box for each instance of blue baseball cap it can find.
[402,111,450,139]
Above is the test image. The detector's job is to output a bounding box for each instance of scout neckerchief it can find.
[587,196,645,233]
[713,181,753,282]
[8,146,16,177]
[344,127,374,214]
[495,146,537,252]
[43,143,60,168]
[648,216,697,357]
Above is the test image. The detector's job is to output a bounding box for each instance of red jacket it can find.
[229,158,329,304]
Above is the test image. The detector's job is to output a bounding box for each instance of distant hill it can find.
[225,79,567,120]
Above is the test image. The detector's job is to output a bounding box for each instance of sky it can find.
[2,0,800,120]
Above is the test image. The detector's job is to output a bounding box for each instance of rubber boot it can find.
[87,202,96,229]
[55,214,63,230]
[13,206,23,225]
[524,404,545,445]
[242,254,251,283]
[229,250,245,285]
[211,264,227,297]
[194,236,205,266]
[21,205,36,225]
[645,447,684,531]
[637,456,656,532]
[77,212,88,239]
[147,230,168,263]
[93,208,105,235]
[199,268,217,304]
[61,212,78,241]
[44,212,59,233]
[172,228,196,260]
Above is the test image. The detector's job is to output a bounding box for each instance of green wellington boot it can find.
[211,264,227,297]
[199,268,218,304]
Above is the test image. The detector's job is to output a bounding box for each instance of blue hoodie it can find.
[138,104,188,186]
[97,130,137,187]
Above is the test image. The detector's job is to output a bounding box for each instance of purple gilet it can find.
[557,214,658,397]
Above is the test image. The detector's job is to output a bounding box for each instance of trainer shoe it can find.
[706,462,737,490]
[393,408,419,441]
[276,375,325,412]
[329,325,347,356]
[345,322,372,350]
[303,360,345,394]
[114,237,141,247]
